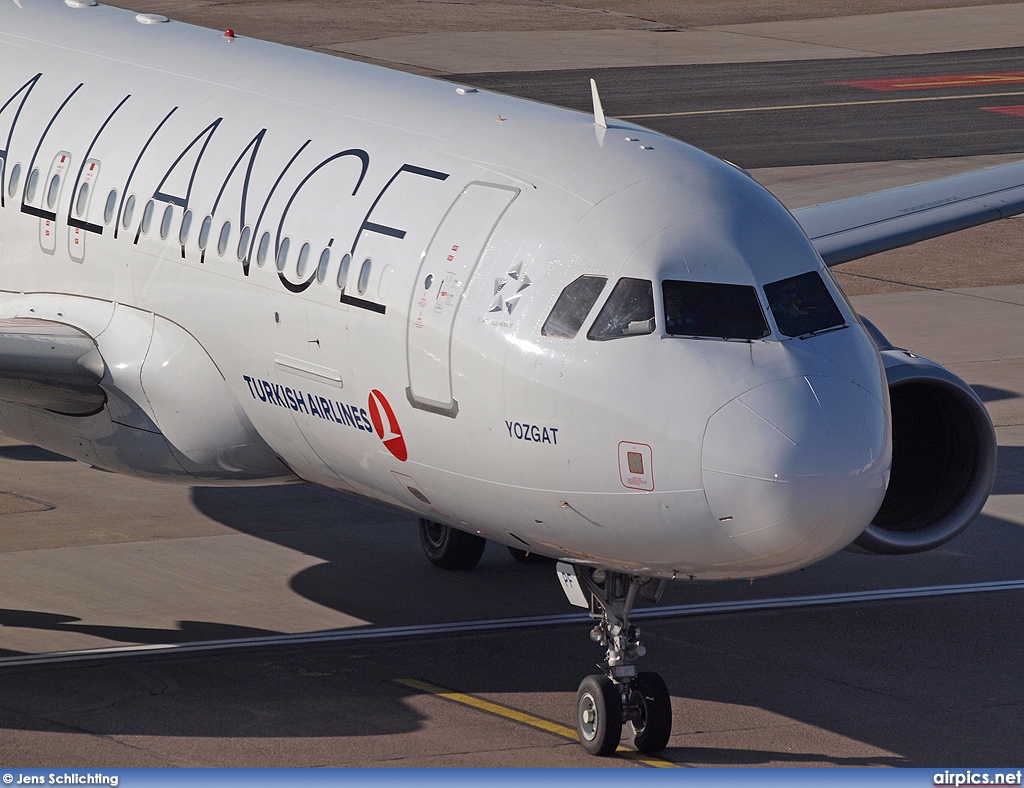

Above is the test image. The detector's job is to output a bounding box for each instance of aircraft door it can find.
[406,182,518,416]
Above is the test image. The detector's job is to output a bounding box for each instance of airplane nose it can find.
[701,376,889,567]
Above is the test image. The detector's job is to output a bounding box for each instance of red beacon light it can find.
[223,29,235,40]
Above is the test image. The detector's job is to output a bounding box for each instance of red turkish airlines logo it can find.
[368,389,408,462]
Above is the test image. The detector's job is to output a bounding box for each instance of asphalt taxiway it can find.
[2,0,1024,769]
[458,47,1024,167]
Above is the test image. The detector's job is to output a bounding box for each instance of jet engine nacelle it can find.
[851,318,997,554]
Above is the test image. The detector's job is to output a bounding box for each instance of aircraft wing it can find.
[0,319,106,416]
[791,159,1024,265]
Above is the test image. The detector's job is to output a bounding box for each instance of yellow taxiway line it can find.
[396,677,680,768]
[619,89,1024,120]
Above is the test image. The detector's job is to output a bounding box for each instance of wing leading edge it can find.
[792,159,1024,266]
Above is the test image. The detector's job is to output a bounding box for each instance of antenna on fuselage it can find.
[590,79,607,129]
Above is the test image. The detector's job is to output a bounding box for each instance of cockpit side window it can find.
[542,275,608,338]
[587,278,656,341]
[764,271,845,338]
[663,280,770,340]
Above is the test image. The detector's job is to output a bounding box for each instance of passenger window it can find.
[357,258,372,294]
[46,174,61,209]
[217,221,231,256]
[198,214,212,250]
[237,225,252,261]
[122,194,136,229]
[7,163,21,199]
[75,182,90,217]
[316,247,331,284]
[159,205,173,239]
[663,280,770,340]
[256,232,270,266]
[296,242,311,278]
[140,199,155,234]
[542,275,607,338]
[276,237,290,272]
[26,168,40,203]
[336,252,351,291]
[179,210,193,245]
[587,278,656,341]
[103,189,117,224]
[764,271,846,338]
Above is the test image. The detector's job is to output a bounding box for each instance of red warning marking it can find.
[832,72,1024,91]
[981,105,1024,117]
[368,389,408,462]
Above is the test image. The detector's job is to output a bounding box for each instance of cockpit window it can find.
[542,275,608,338]
[764,271,845,338]
[662,280,770,340]
[587,278,656,341]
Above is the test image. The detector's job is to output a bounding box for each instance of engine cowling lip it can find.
[853,352,997,555]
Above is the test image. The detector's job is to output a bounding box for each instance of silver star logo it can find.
[489,262,531,314]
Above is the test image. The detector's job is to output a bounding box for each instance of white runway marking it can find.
[1,578,1021,668]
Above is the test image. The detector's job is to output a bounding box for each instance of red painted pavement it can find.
[832,72,1024,91]
[980,105,1024,117]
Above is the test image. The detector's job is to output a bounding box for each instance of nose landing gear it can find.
[559,564,673,756]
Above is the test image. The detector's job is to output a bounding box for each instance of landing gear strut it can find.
[562,565,672,756]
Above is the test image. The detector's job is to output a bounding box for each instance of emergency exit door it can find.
[406,182,518,416]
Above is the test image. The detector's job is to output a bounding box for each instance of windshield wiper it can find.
[797,324,847,340]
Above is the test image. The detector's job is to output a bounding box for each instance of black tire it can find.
[576,674,622,756]
[507,546,555,564]
[418,519,486,570]
[628,671,672,754]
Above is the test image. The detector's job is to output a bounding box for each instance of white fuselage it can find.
[0,0,891,580]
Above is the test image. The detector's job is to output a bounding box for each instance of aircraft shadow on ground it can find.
[0,608,281,647]
[0,464,1020,760]
[0,445,75,462]
[188,483,575,627]
[187,481,1024,627]
[0,651,430,741]
[993,446,1024,494]
[0,589,1018,764]
[0,547,1017,761]
[658,747,904,767]
[971,384,1021,403]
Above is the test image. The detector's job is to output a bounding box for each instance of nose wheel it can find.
[576,674,622,755]
[562,565,673,756]
[627,671,673,753]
